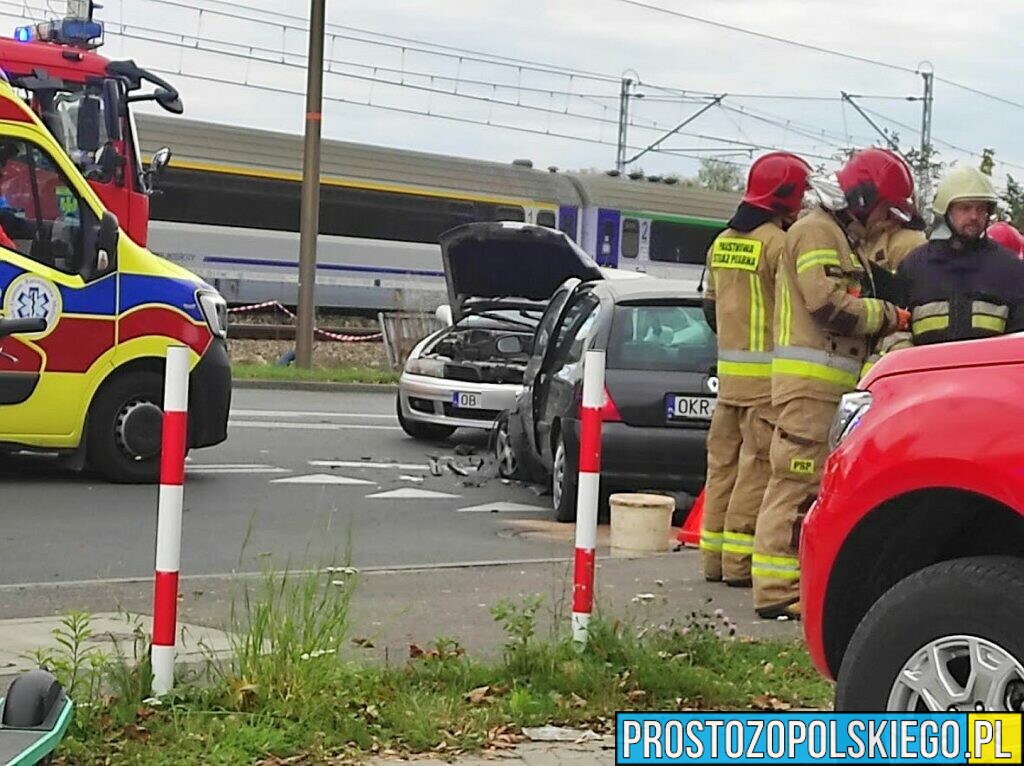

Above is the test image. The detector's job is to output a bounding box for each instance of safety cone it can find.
[677,488,705,548]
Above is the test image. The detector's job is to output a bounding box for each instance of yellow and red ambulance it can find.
[0,73,230,482]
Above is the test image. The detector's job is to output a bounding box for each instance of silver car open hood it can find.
[439,222,603,323]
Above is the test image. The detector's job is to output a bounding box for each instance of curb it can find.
[233,379,399,393]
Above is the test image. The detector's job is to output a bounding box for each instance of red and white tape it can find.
[151,345,190,696]
[572,349,606,646]
[226,300,383,342]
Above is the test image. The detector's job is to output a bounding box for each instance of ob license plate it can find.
[452,392,483,409]
[666,394,716,421]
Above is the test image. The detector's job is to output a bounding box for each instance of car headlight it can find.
[828,391,873,450]
[405,357,446,377]
[197,291,228,339]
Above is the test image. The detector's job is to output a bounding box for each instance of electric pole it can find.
[296,0,326,369]
[616,76,633,173]
[917,65,935,213]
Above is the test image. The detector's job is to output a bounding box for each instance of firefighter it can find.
[895,168,1024,345]
[701,152,812,586]
[752,147,910,619]
[987,220,1024,259]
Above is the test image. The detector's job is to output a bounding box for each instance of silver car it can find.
[397,221,606,441]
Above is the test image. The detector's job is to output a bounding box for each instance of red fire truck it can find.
[0,1,181,247]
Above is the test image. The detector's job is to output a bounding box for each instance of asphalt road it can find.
[0,387,577,585]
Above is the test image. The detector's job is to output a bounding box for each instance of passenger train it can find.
[135,114,740,311]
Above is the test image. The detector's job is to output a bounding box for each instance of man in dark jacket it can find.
[896,167,1024,346]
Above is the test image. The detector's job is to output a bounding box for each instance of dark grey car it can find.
[497,277,718,521]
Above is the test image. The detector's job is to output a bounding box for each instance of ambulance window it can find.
[621,218,640,258]
[0,139,85,275]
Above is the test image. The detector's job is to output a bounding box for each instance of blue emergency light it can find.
[12,18,103,48]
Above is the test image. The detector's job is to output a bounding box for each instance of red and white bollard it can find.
[571,349,605,646]
[151,345,190,696]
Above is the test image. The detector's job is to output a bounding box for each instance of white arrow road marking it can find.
[365,488,461,500]
[310,460,428,471]
[457,502,549,513]
[271,473,376,485]
[232,410,396,420]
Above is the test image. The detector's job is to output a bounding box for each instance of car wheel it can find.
[494,414,521,479]
[87,371,166,484]
[552,432,578,523]
[836,556,1024,712]
[395,394,455,441]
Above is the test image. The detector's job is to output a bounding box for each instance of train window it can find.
[621,218,640,258]
[495,205,526,222]
[649,219,722,265]
[536,210,556,228]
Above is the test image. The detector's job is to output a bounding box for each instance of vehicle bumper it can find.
[566,418,709,494]
[398,372,522,430]
[189,338,231,448]
[800,452,848,681]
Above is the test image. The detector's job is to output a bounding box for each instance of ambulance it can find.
[0,72,230,483]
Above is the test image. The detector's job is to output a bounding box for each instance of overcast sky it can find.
[1,0,1022,187]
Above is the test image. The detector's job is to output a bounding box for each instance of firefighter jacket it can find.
[896,237,1024,345]
[703,222,786,407]
[856,219,927,272]
[773,207,900,405]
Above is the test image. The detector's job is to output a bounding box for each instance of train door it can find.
[595,209,620,267]
[620,216,652,273]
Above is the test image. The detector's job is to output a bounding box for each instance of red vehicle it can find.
[802,335,1024,712]
[0,4,181,247]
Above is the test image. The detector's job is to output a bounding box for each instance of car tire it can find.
[494,413,522,480]
[835,556,1024,712]
[395,395,455,441]
[552,431,578,523]
[87,371,167,484]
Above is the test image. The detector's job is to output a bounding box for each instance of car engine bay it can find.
[426,327,534,384]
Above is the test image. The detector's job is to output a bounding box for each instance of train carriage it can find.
[135,114,740,311]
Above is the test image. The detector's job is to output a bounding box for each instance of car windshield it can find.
[458,307,544,329]
[607,303,717,371]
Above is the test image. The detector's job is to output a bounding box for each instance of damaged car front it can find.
[397,222,603,441]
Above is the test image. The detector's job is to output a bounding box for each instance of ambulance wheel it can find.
[836,556,1024,712]
[88,371,167,484]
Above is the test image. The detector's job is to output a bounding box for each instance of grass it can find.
[231,363,399,385]
[38,567,833,765]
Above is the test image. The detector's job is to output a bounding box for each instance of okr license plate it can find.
[452,392,484,409]
[666,394,716,421]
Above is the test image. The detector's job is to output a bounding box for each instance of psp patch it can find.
[790,458,815,475]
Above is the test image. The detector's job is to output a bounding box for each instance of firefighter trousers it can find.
[702,402,776,584]
[752,397,836,612]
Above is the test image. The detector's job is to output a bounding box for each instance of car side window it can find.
[0,139,86,275]
[547,292,601,372]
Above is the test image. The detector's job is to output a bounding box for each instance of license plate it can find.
[452,392,483,409]
[666,394,716,421]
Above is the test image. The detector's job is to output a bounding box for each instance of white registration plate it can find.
[666,395,716,421]
[452,392,484,409]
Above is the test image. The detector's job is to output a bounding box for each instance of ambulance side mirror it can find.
[96,212,119,273]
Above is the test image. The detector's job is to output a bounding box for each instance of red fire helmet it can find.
[742,152,813,216]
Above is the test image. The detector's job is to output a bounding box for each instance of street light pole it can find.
[296,0,326,368]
